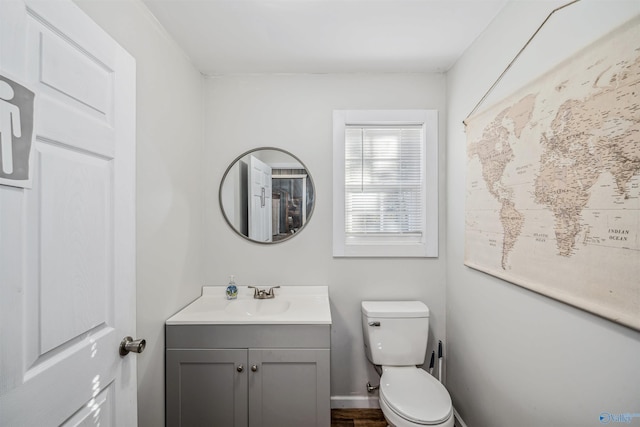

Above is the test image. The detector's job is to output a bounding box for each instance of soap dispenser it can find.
[226,275,238,300]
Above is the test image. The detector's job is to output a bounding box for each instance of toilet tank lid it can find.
[361,301,429,318]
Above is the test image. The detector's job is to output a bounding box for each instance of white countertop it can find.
[166,286,332,325]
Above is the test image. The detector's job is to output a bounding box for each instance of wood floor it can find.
[331,409,387,427]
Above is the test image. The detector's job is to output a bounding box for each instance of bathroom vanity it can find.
[165,286,331,427]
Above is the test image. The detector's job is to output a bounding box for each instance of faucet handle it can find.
[267,286,280,297]
[247,286,260,297]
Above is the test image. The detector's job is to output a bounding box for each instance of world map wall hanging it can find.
[464,16,639,330]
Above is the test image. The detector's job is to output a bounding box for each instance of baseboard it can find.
[330,396,380,409]
[453,407,468,427]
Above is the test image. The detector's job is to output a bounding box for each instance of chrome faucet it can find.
[248,285,280,299]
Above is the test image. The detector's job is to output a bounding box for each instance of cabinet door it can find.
[166,349,248,427]
[248,349,330,427]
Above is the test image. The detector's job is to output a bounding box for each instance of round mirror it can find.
[219,147,315,244]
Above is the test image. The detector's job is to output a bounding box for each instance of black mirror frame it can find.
[218,147,316,244]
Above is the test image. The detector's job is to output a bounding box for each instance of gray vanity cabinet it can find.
[166,324,330,427]
[166,349,248,427]
[248,348,330,427]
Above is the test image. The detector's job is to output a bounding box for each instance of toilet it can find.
[362,301,454,427]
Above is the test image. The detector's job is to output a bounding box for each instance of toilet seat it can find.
[379,367,452,425]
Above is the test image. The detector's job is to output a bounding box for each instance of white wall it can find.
[204,73,448,405]
[446,1,640,426]
[73,2,204,426]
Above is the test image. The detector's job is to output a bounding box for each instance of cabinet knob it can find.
[237,365,244,372]
[251,364,258,372]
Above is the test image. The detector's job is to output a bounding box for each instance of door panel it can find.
[61,382,115,427]
[249,349,331,427]
[166,349,248,427]
[248,155,272,242]
[0,0,136,425]
[35,142,113,355]
[39,31,113,115]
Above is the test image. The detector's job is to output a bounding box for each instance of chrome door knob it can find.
[237,365,244,372]
[251,365,258,372]
[119,336,146,356]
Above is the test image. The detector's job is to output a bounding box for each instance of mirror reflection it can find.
[219,148,315,243]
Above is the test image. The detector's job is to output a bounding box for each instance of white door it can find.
[0,0,137,425]
[248,155,272,242]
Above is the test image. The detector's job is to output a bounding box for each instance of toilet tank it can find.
[361,301,429,366]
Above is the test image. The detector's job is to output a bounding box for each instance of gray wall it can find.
[446,1,640,426]
[74,2,204,426]
[203,73,448,406]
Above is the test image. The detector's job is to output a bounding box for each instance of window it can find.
[333,110,438,257]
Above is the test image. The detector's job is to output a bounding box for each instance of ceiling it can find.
[142,0,507,75]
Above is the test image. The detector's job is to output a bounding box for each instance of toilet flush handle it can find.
[368,321,380,327]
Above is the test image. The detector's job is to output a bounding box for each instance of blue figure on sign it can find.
[0,80,22,175]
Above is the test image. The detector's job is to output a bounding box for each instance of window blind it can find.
[344,125,424,241]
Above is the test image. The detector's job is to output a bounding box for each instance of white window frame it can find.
[333,110,438,258]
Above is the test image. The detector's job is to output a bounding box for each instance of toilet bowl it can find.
[361,301,454,427]
[378,366,453,427]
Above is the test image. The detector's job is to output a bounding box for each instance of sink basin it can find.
[225,299,291,316]
[166,286,331,325]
